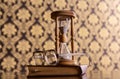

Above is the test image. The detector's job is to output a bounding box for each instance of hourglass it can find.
[51,10,76,65]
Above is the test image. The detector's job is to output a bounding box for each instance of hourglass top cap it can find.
[51,10,75,20]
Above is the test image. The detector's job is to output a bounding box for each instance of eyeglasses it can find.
[33,49,58,66]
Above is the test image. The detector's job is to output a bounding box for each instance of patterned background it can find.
[0,0,120,79]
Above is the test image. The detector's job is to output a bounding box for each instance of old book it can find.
[27,65,82,77]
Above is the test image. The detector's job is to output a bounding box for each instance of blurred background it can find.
[0,0,120,79]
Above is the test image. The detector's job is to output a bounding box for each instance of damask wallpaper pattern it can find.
[0,0,120,79]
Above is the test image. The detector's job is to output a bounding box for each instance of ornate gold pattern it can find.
[2,23,17,37]
[1,56,16,71]
[17,8,31,22]
[0,0,120,79]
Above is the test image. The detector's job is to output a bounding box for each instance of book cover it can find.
[27,65,82,77]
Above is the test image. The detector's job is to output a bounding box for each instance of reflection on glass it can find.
[34,52,44,65]
[45,50,57,65]
[59,43,72,60]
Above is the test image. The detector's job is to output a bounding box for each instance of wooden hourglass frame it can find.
[51,10,75,65]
